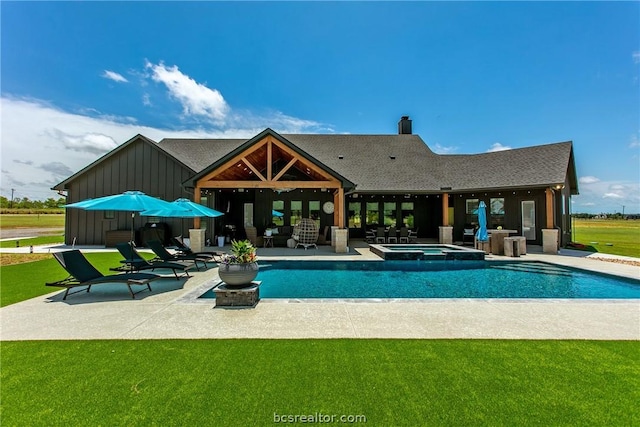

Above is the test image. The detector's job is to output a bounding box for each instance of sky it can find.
[1,1,638,214]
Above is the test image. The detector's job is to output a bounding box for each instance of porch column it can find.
[193,186,201,229]
[439,193,452,244]
[543,188,558,253]
[333,188,344,228]
[441,193,449,226]
[545,188,554,229]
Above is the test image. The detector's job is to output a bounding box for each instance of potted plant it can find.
[218,239,259,288]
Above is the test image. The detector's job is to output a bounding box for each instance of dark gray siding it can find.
[63,137,195,245]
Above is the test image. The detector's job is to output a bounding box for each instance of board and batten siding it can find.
[63,138,195,245]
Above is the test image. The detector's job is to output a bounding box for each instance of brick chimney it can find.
[398,116,412,134]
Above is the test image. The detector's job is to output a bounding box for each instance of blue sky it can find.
[2,1,638,213]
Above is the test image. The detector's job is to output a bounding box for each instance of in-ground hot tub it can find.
[370,244,485,261]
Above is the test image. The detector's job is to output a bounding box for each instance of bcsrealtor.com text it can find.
[274,412,367,424]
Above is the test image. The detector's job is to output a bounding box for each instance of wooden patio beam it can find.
[241,157,266,181]
[273,157,299,181]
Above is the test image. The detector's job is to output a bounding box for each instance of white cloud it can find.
[145,61,228,123]
[0,94,329,200]
[630,133,640,148]
[573,179,640,213]
[102,70,128,83]
[633,51,640,64]
[487,142,511,152]
[431,143,458,154]
[142,93,152,107]
[603,192,624,199]
[579,176,600,184]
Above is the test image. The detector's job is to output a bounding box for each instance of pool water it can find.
[224,260,640,299]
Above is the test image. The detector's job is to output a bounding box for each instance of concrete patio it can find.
[1,242,638,341]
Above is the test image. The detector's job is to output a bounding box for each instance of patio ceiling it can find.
[195,134,341,189]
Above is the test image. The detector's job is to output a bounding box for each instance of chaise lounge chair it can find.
[46,250,160,300]
[112,242,195,279]
[170,236,224,261]
[147,239,214,269]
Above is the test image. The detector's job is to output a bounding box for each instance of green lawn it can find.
[0,235,64,248]
[1,339,637,426]
[572,219,640,258]
[0,253,141,307]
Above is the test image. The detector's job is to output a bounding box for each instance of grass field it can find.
[572,219,640,258]
[1,339,637,426]
[0,213,65,229]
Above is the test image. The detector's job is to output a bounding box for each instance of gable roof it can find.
[159,131,577,194]
[438,141,579,194]
[183,128,355,188]
[52,134,197,191]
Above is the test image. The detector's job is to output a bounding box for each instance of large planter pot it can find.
[218,262,259,288]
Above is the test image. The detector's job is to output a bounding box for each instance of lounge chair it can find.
[113,242,195,279]
[170,236,224,261]
[375,227,386,244]
[46,250,159,300]
[146,239,213,269]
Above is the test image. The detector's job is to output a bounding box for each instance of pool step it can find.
[490,262,573,277]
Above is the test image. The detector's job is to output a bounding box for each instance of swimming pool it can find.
[201,260,640,299]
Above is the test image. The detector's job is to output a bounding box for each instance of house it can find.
[53,116,578,248]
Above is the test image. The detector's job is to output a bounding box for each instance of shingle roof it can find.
[158,132,577,194]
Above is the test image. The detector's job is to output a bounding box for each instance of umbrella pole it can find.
[131,212,135,246]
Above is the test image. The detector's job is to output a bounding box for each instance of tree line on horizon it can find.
[0,196,65,210]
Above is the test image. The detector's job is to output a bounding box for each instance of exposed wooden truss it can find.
[194,134,345,227]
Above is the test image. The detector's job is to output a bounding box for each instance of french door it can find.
[521,201,536,240]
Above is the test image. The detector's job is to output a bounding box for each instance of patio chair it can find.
[375,227,386,244]
[317,226,330,245]
[387,227,398,244]
[399,227,410,244]
[292,218,319,250]
[46,250,159,300]
[170,236,224,261]
[462,225,476,246]
[408,227,419,243]
[113,242,194,279]
[146,239,212,270]
[365,229,376,244]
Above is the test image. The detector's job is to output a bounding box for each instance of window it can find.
[490,198,505,228]
[401,202,414,228]
[365,202,379,227]
[348,202,362,228]
[383,202,396,227]
[290,200,302,226]
[309,200,320,228]
[465,199,479,225]
[104,210,115,220]
[272,200,284,226]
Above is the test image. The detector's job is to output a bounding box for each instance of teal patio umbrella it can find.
[65,191,186,245]
[475,201,489,242]
[141,198,224,219]
[272,210,284,217]
[141,198,224,237]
